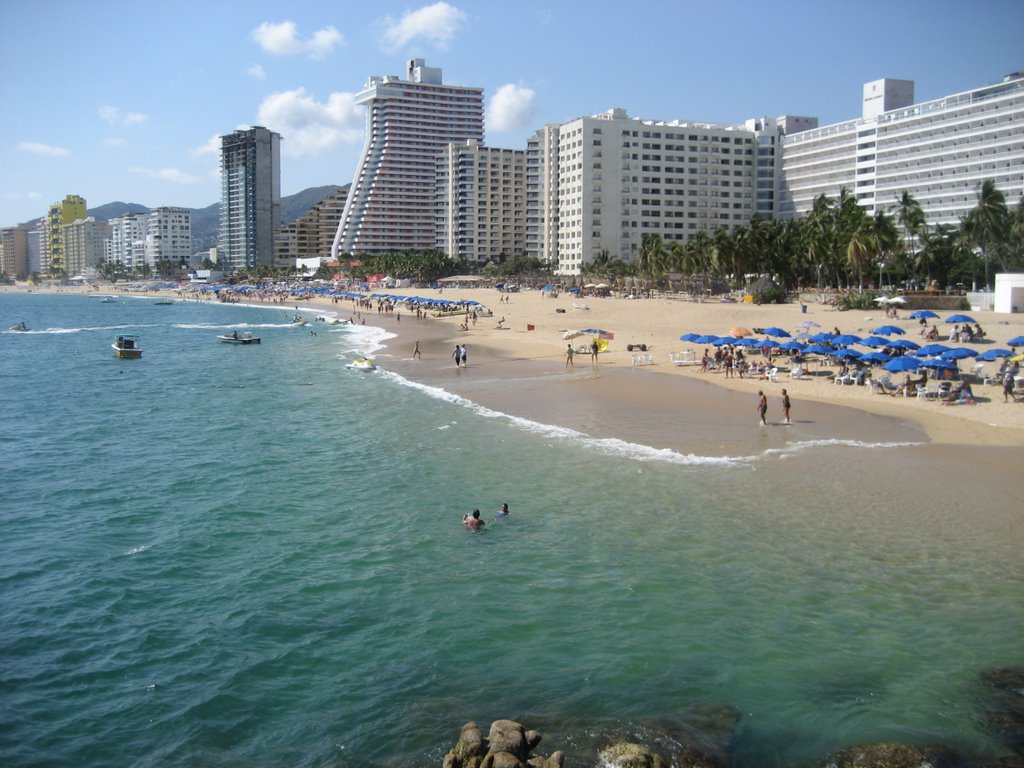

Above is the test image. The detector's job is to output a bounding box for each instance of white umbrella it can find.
[562,330,583,340]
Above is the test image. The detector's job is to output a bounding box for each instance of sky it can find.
[2,0,1022,227]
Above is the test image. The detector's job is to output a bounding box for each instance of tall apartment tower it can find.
[435,141,526,263]
[777,73,1024,226]
[45,194,87,277]
[106,213,150,271]
[146,207,192,267]
[332,59,484,257]
[220,126,281,270]
[63,217,111,278]
[1,225,31,279]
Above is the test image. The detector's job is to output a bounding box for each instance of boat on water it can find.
[291,314,307,326]
[99,296,118,303]
[153,299,174,305]
[112,334,142,358]
[9,321,29,332]
[218,331,261,345]
[345,357,378,371]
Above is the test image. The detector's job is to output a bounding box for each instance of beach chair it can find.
[643,353,654,366]
[969,363,984,382]
[631,354,642,366]
[915,384,931,400]
[768,367,779,382]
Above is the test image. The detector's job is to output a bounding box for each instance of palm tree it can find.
[895,191,925,264]
[869,210,899,289]
[965,180,1008,289]
[846,223,876,292]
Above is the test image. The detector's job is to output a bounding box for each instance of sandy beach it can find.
[7,283,1024,451]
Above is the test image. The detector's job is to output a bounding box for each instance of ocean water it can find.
[1,292,1022,767]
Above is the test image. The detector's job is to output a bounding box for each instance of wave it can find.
[379,370,924,468]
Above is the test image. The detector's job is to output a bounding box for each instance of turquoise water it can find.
[1,292,1022,767]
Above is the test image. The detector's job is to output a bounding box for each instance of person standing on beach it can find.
[781,389,791,424]
[452,344,461,367]
[566,344,575,367]
[757,390,768,426]
[460,344,468,367]
[413,340,421,359]
[591,340,599,363]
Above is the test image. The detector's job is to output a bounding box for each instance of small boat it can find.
[345,357,378,371]
[153,299,174,305]
[100,296,117,303]
[112,334,142,358]
[291,315,307,326]
[9,321,29,332]
[218,332,261,345]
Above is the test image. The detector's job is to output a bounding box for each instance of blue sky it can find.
[2,0,1022,227]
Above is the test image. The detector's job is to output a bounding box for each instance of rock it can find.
[488,720,529,760]
[598,742,668,768]
[816,742,968,767]
[980,667,1024,755]
[525,730,543,751]
[451,721,486,766]
[483,751,523,768]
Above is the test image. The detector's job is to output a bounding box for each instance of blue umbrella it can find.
[679,333,702,342]
[694,334,720,344]
[809,332,835,343]
[890,338,921,350]
[909,310,939,319]
[860,351,892,364]
[761,327,791,338]
[917,343,953,357]
[885,356,922,373]
[780,341,806,351]
[753,339,776,348]
[832,334,862,347]
[713,337,735,347]
[941,348,977,361]
[872,325,905,335]
[858,336,891,348]
[945,313,976,324]
[804,344,832,355]
[920,358,956,370]
[1008,336,1024,347]
[976,348,1011,361]
[733,338,760,347]
[832,348,863,360]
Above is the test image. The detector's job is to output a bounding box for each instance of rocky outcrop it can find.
[814,743,970,767]
[442,720,562,768]
[979,667,1024,756]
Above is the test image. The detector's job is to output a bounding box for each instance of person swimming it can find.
[496,503,510,519]
[462,509,484,531]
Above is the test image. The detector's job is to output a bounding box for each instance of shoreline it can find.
[7,283,1024,450]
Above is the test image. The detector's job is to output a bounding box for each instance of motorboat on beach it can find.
[9,321,29,332]
[345,357,378,371]
[112,334,142,358]
[218,331,261,345]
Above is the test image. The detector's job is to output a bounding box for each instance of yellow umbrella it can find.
[728,327,753,338]
[1009,353,1024,363]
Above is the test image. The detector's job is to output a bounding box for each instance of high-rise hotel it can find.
[220,126,282,270]
[332,59,483,257]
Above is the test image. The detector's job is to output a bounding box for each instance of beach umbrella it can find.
[940,348,978,361]
[888,296,907,304]
[890,338,921,350]
[976,348,1012,361]
[562,330,584,340]
[580,328,614,339]
[713,336,735,346]
[832,348,863,360]
[728,326,753,337]
[809,332,835,343]
[541,284,556,291]
[733,338,760,347]
[873,296,892,303]
[920,359,956,371]
[761,327,791,338]
[832,334,863,347]
[909,310,939,319]
[679,333,703,342]
[780,341,806,351]
[797,320,821,329]
[694,334,720,344]
[804,344,832,355]
[944,313,976,324]
[885,356,922,373]
[860,351,892,364]
[1007,335,1024,347]
[858,336,891,348]
[917,343,953,357]
[872,325,905,335]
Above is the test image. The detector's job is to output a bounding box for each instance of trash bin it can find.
[801,304,807,314]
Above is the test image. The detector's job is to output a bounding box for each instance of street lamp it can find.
[878,260,885,291]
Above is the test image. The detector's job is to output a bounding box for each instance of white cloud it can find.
[256,88,363,157]
[381,2,466,51]
[99,105,148,126]
[252,20,343,60]
[104,137,127,147]
[248,64,266,80]
[18,142,70,157]
[487,83,536,132]
[4,191,42,200]
[129,167,200,184]
[189,135,222,158]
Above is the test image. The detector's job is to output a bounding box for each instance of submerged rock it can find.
[816,742,970,768]
[979,667,1024,756]
[598,742,667,768]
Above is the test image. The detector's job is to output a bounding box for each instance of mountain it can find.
[78,185,346,253]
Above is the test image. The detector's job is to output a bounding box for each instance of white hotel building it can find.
[777,72,1024,225]
[333,59,484,257]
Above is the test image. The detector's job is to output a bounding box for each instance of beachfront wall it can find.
[994,273,1024,314]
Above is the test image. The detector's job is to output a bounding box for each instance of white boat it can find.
[112,334,142,358]
[99,296,117,303]
[153,299,174,305]
[345,357,378,371]
[9,321,29,332]
[218,332,261,345]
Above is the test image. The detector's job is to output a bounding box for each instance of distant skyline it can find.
[2,0,1022,226]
